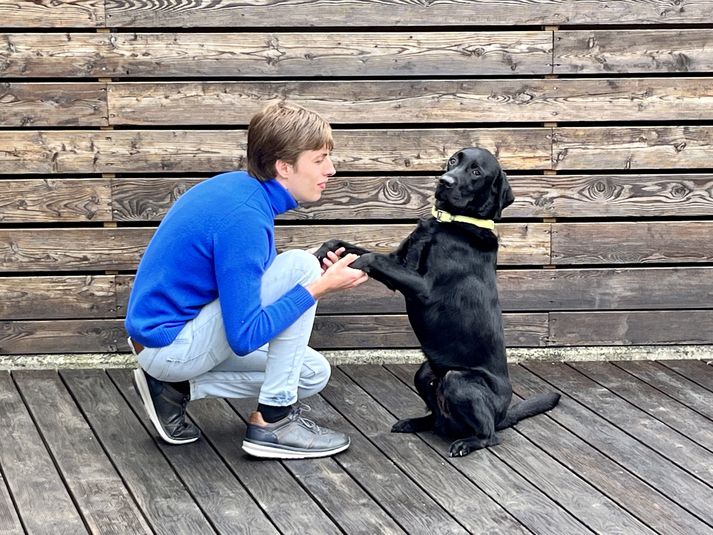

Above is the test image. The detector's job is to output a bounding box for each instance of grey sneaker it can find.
[242,404,350,459]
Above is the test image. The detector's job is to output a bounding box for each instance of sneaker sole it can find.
[132,368,199,445]
[241,438,350,459]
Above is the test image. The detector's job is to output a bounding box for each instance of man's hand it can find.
[306,252,368,299]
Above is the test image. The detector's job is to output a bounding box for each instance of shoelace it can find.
[290,403,326,434]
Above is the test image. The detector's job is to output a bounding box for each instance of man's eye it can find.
[448,157,457,166]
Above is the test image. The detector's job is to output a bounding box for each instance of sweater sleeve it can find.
[213,216,316,356]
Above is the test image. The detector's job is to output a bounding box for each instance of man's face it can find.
[276,146,335,203]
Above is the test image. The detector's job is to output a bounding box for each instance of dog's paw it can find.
[448,439,473,457]
[391,418,418,433]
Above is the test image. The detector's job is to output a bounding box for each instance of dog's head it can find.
[434,147,515,220]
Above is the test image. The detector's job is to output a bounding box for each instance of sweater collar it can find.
[260,177,298,216]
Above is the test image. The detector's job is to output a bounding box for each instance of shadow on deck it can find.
[2,360,713,534]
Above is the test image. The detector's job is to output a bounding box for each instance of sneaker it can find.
[242,404,350,459]
[132,368,201,445]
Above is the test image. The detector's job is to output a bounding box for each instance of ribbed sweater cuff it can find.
[289,284,317,311]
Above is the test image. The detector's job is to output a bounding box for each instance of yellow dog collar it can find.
[431,207,495,230]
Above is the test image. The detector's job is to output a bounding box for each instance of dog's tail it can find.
[497,392,561,430]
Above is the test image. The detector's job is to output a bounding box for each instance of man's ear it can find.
[274,159,292,180]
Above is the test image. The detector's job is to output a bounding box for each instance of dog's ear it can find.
[490,170,515,220]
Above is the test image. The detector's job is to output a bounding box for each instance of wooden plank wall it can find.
[2,0,713,356]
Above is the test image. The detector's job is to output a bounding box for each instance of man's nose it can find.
[326,158,336,176]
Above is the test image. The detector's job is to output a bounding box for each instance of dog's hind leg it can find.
[392,362,439,433]
[449,434,500,457]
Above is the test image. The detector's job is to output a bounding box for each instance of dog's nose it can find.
[439,174,456,186]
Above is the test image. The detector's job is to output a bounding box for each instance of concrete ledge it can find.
[1,345,712,370]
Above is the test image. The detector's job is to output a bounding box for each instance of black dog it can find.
[315,147,560,457]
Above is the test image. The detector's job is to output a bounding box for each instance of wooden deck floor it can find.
[2,360,713,534]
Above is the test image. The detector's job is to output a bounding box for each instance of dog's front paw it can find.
[312,239,342,263]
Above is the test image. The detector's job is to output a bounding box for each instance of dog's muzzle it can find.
[439,174,456,186]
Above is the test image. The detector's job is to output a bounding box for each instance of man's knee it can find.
[280,249,321,285]
[300,351,331,396]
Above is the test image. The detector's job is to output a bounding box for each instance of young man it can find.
[125,102,368,459]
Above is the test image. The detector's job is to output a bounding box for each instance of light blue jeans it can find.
[131,250,329,406]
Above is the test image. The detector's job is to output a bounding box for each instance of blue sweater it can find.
[125,171,316,355]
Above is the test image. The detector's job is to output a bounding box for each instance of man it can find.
[125,102,368,459]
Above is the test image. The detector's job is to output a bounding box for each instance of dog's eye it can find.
[448,157,457,166]
[471,168,481,175]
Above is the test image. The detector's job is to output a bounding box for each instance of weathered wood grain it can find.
[0,312,546,354]
[0,32,551,78]
[525,361,713,488]
[107,78,713,125]
[0,371,86,534]
[553,126,713,170]
[70,369,274,535]
[510,363,713,528]
[509,173,713,218]
[572,361,713,452]
[555,30,713,74]
[0,0,103,27]
[317,267,713,314]
[659,359,713,394]
[616,360,713,422]
[0,224,549,272]
[228,397,406,535]
[61,370,220,535]
[310,313,549,348]
[0,276,117,320]
[104,0,713,27]
[0,473,21,535]
[0,319,127,354]
[501,365,711,535]
[322,367,529,534]
[0,178,111,223]
[362,363,653,534]
[110,173,713,222]
[272,394,470,534]
[552,221,713,264]
[39,266,713,324]
[0,129,549,174]
[342,365,587,534]
[181,395,342,534]
[550,310,713,345]
[0,83,107,127]
[13,370,152,533]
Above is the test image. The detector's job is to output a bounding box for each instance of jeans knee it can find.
[299,353,331,397]
[282,249,321,285]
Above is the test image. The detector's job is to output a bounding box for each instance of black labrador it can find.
[314,147,560,457]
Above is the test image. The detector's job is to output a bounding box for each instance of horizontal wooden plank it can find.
[0,32,551,78]
[0,0,103,27]
[316,266,713,313]
[104,0,713,27]
[0,276,117,319]
[555,29,713,74]
[7,172,711,223]
[111,173,713,222]
[0,313,548,354]
[553,127,713,170]
[553,221,713,264]
[0,129,550,174]
[0,319,128,355]
[107,78,713,125]
[550,310,713,346]
[115,266,713,320]
[0,224,549,272]
[0,83,107,127]
[0,178,112,223]
[509,173,713,218]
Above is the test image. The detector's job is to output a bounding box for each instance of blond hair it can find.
[247,102,334,181]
